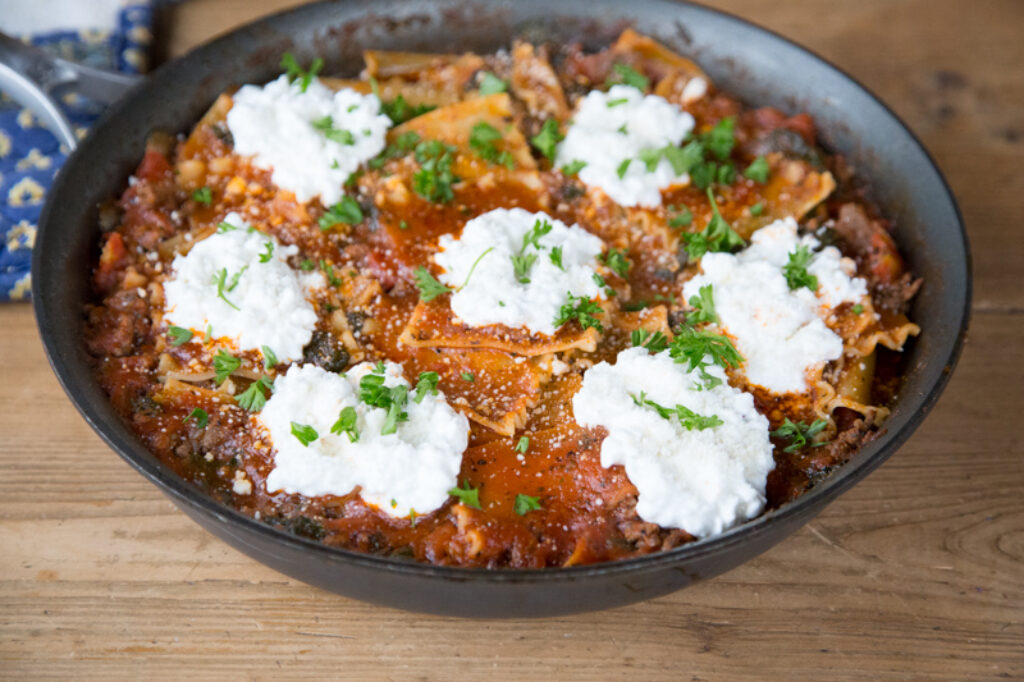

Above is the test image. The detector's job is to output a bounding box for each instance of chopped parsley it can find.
[606,62,649,91]
[184,407,208,429]
[280,52,323,92]
[319,196,363,229]
[514,493,542,515]
[631,328,669,353]
[460,372,475,382]
[320,260,342,287]
[668,205,693,229]
[448,480,481,509]
[212,349,241,385]
[515,436,529,454]
[369,130,422,169]
[191,186,212,206]
[375,86,435,124]
[216,221,236,233]
[631,391,723,431]
[682,189,745,261]
[210,267,240,310]
[685,284,718,325]
[554,292,604,332]
[413,266,453,301]
[168,326,193,346]
[330,405,360,442]
[602,248,630,277]
[743,156,771,183]
[461,247,493,289]
[311,115,355,145]
[549,245,564,270]
[616,158,631,179]
[749,202,764,216]
[637,141,702,175]
[771,418,829,453]
[783,245,819,292]
[202,324,212,343]
[358,367,409,435]
[592,272,615,298]
[560,159,587,175]
[412,139,458,203]
[235,375,274,412]
[413,371,440,403]
[668,326,743,390]
[290,421,319,447]
[606,97,629,108]
[258,241,275,263]
[511,218,553,283]
[469,121,514,169]
[852,303,864,315]
[704,116,736,160]
[530,118,563,162]
[261,345,278,369]
[478,71,508,95]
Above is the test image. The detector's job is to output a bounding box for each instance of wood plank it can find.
[1,303,1020,679]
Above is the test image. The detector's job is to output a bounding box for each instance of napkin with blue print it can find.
[0,0,154,301]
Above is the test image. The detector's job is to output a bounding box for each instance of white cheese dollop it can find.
[555,85,695,208]
[573,347,774,537]
[261,362,469,517]
[163,212,321,362]
[683,217,868,393]
[226,75,391,206]
[434,207,606,336]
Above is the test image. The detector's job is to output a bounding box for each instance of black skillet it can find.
[31,0,970,617]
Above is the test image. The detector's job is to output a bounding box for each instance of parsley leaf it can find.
[511,218,553,283]
[686,284,718,325]
[852,303,864,315]
[379,92,435,124]
[631,328,669,353]
[461,247,493,289]
[212,349,241,385]
[216,221,236,233]
[602,248,630,277]
[554,292,604,332]
[682,189,745,261]
[184,407,208,429]
[369,130,422,169]
[281,52,323,92]
[299,259,314,271]
[413,139,458,203]
[319,196,363,229]
[549,246,564,270]
[606,63,649,91]
[192,186,212,205]
[413,266,454,302]
[168,326,193,346]
[530,118,563,162]
[320,260,342,287]
[668,205,693,229]
[749,202,764,216]
[631,391,723,431]
[291,421,319,447]
[478,71,508,95]
[413,371,439,403]
[783,245,819,292]
[210,267,240,310]
[461,372,475,382]
[261,345,278,369]
[744,156,771,183]
[235,375,274,412]
[704,117,736,161]
[771,418,829,453]
[448,480,481,509]
[560,159,587,175]
[469,121,514,169]
[616,158,631,179]
[311,115,355,145]
[330,405,359,442]
[668,326,743,390]
[515,436,529,454]
[511,252,538,284]
[358,369,409,435]
[514,493,542,515]
[258,241,274,263]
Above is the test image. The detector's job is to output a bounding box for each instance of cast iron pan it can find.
[32,0,970,617]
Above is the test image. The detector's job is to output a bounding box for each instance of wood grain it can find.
[3,0,1022,679]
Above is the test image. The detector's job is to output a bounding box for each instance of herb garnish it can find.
[461,247,493,289]
[212,349,241,385]
[686,284,718,325]
[602,248,630,278]
[606,97,629,108]
[469,121,515,169]
[311,115,355,145]
[783,245,819,292]
[216,221,236,233]
[681,189,745,261]
[192,186,212,205]
[511,218,553,283]
[320,260,342,287]
[319,196,363,229]
[631,328,669,353]
[743,156,771,184]
[211,267,240,310]
[514,493,542,515]
[448,480,481,509]
[413,139,458,203]
[560,159,587,175]
[330,406,360,442]
[852,303,864,315]
[281,52,323,93]
[291,421,319,447]
[606,63,649,91]
[630,391,724,431]
[184,407,208,429]
[530,118,563,162]
[616,158,631,179]
[413,266,453,302]
[771,418,829,453]
[461,372,475,382]
[478,72,508,95]
[515,436,529,454]
[413,371,439,403]
[168,326,193,346]
[749,202,764,216]
[668,205,693,229]
[258,241,274,263]
[358,366,409,435]
[261,345,278,369]
[236,375,274,412]
[668,326,743,390]
[369,130,422,169]
[554,292,604,331]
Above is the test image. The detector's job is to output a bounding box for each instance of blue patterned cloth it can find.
[0,2,154,301]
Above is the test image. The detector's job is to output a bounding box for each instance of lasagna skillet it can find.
[84,31,920,568]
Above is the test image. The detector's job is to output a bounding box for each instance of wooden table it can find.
[2,1,1021,678]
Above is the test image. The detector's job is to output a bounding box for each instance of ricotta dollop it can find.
[573,347,774,537]
[555,85,696,208]
[682,217,868,393]
[261,362,469,517]
[226,75,391,206]
[434,207,606,335]
[163,213,321,362]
